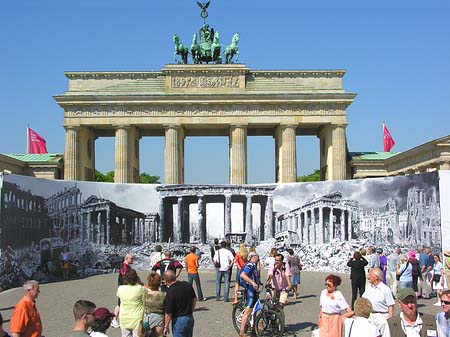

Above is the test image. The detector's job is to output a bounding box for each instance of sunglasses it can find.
[325,283,334,287]
[441,300,450,305]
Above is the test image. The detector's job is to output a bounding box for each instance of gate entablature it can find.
[55,64,356,184]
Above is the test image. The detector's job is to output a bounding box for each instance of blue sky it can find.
[1,0,449,184]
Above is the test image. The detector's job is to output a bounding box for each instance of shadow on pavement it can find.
[285,321,318,336]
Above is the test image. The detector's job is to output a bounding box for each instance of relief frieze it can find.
[65,103,346,117]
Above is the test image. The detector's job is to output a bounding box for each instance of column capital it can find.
[278,123,298,129]
[163,124,182,130]
[64,125,80,131]
[230,124,248,130]
[112,124,131,129]
[331,123,348,129]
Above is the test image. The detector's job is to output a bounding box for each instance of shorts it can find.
[290,273,300,285]
[245,289,259,308]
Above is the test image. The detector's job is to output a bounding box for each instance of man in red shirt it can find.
[10,280,43,337]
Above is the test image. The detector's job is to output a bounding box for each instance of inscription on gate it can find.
[171,75,240,88]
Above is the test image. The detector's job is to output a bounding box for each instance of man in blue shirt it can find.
[419,246,434,299]
[436,289,450,337]
[238,252,260,337]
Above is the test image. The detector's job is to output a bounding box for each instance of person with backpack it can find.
[151,251,183,292]
[266,253,292,308]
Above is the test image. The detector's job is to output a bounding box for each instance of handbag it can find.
[432,273,441,283]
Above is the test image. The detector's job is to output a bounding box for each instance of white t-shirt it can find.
[362,282,395,313]
[319,289,349,314]
[213,248,235,272]
[90,332,109,337]
[344,317,380,337]
[150,252,164,269]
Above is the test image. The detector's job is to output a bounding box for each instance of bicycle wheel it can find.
[276,307,285,327]
[254,309,284,337]
[231,302,247,333]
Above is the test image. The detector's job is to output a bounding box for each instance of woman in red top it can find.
[233,244,249,304]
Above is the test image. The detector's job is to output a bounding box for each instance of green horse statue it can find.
[190,26,221,64]
[191,33,201,64]
[173,34,188,64]
[224,32,239,64]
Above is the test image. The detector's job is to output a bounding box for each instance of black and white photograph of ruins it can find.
[0,171,443,289]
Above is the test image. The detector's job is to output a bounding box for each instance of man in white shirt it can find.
[149,245,164,272]
[363,268,395,337]
[213,240,235,302]
[387,247,400,295]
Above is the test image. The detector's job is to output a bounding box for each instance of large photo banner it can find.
[0,171,446,290]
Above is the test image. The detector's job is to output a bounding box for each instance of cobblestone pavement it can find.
[0,270,442,337]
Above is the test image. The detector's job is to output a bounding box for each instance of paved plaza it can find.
[0,269,442,337]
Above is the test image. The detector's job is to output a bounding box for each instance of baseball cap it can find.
[248,252,259,259]
[375,248,383,254]
[95,307,115,321]
[397,288,416,301]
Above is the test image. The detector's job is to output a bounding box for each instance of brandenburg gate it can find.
[54,64,356,184]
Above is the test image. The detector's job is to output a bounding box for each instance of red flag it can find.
[383,123,395,152]
[27,127,48,154]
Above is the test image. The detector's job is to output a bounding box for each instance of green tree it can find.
[139,172,160,184]
[95,170,160,184]
[297,169,320,182]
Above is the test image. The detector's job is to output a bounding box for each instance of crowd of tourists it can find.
[1,244,449,337]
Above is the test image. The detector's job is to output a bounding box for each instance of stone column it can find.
[305,211,310,244]
[329,208,334,240]
[114,126,131,183]
[96,213,102,245]
[164,125,184,184]
[318,207,324,244]
[106,209,111,244]
[331,124,347,180]
[87,213,92,242]
[245,195,253,236]
[224,194,232,235]
[275,124,297,183]
[265,195,274,239]
[197,196,206,243]
[229,125,247,184]
[128,127,141,183]
[347,210,352,241]
[298,213,303,242]
[340,210,345,240]
[311,208,316,244]
[176,197,183,243]
[64,126,80,180]
[158,198,165,242]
